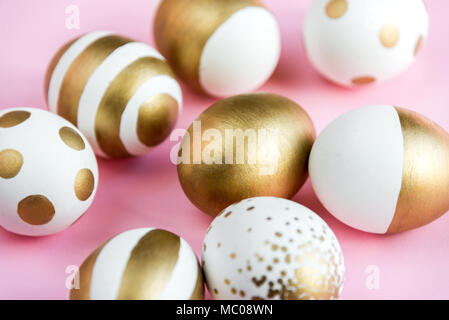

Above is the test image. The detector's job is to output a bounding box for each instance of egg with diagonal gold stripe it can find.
[0,108,98,236]
[154,0,281,97]
[309,105,449,234]
[70,228,204,300]
[45,31,182,158]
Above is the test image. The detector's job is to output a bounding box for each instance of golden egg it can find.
[177,93,316,217]
[154,0,281,97]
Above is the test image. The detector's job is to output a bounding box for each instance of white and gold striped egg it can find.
[0,108,98,236]
[70,228,204,300]
[154,0,281,97]
[45,31,182,158]
[309,105,449,234]
[202,197,345,300]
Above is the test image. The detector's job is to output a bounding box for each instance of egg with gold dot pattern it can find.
[45,31,182,158]
[154,0,281,97]
[70,228,204,300]
[303,0,429,87]
[202,197,345,300]
[309,105,449,234]
[0,108,98,236]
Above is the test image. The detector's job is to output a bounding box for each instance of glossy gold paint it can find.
[59,126,85,151]
[380,24,400,48]
[74,169,95,201]
[177,93,316,217]
[17,195,55,226]
[0,149,23,179]
[326,0,348,19]
[388,107,449,233]
[154,0,262,93]
[0,110,30,128]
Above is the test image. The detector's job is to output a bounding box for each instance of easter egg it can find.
[45,31,182,158]
[0,108,98,236]
[202,197,345,300]
[70,228,204,300]
[154,0,281,97]
[303,0,429,87]
[309,105,449,234]
[177,93,316,217]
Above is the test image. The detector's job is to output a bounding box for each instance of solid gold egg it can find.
[177,93,316,217]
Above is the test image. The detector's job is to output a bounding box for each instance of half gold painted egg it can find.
[177,93,316,217]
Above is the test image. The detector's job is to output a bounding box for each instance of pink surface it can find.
[0,0,448,300]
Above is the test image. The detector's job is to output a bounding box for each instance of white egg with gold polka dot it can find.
[70,228,204,300]
[0,107,98,236]
[303,0,429,87]
[202,197,345,300]
[45,31,182,158]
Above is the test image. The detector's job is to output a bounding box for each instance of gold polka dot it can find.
[137,93,179,147]
[230,253,236,259]
[0,149,23,179]
[380,24,400,48]
[414,35,423,56]
[214,289,218,294]
[326,0,348,19]
[0,110,30,128]
[224,279,230,285]
[240,290,245,298]
[74,169,95,201]
[59,127,85,151]
[247,206,255,211]
[17,195,55,225]
[352,76,376,85]
[224,211,232,218]
[231,288,237,295]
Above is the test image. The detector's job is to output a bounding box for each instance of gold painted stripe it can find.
[94,57,174,158]
[154,0,262,93]
[69,243,107,300]
[117,229,180,300]
[57,35,131,125]
[388,107,449,233]
[189,262,205,300]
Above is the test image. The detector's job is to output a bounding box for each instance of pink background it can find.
[0,0,448,300]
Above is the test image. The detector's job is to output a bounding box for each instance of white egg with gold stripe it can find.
[309,105,449,234]
[70,228,204,300]
[46,32,182,158]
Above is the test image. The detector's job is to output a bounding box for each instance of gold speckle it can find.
[414,35,423,56]
[0,149,23,179]
[281,246,287,253]
[267,265,273,272]
[59,127,85,151]
[224,279,230,285]
[380,24,400,48]
[266,217,272,221]
[74,169,95,201]
[352,76,376,85]
[231,288,237,295]
[281,271,287,277]
[255,253,264,262]
[247,265,252,271]
[273,258,279,264]
[217,242,221,248]
[224,211,232,218]
[240,290,245,298]
[252,276,267,287]
[238,268,242,274]
[326,0,348,19]
[272,244,279,251]
[17,195,55,225]
[247,228,252,233]
[297,229,302,234]
[319,236,325,242]
[275,232,282,238]
[247,206,255,211]
[285,254,291,264]
[214,288,218,295]
[0,110,30,128]
[230,253,236,259]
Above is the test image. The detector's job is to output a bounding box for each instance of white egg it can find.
[303,0,429,87]
[202,197,345,300]
[0,108,98,236]
[309,105,449,234]
[70,228,204,300]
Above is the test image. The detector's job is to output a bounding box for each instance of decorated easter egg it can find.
[154,0,281,97]
[177,93,316,217]
[303,0,429,87]
[70,228,204,300]
[45,31,182,158]
[0,108,98,236]
[202,197,345,300]
[309,105,449,234]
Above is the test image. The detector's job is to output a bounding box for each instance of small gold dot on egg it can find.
[273,258,279,264]
[0,149,23,179]
[266,217,272,221]
[59,126,85,151]
[214,289,218,294]
[0,110,31,128]
[320,236,325,242]
[326,0,348,19]
[230,253,236,259]
[267,266,273,272]
[231,288,237,295]
[281,246,287,252]
[272,244,278,251]
[247,206,255,211]
[247,265,252,271]
[285,254,291,264]
[74,169,95,201]
[281,271,287,277]
[275,232,282,238]
[297,229,302,234]
[238,268,242,273]
[352,76,376,85]
[224,211,232,218]
[17,195,55,225]
[224,279,230,285]
[415,35,423,56]
[240,291,245,298]
[217,242,221,248]
[380,24,400,48]
[247,228,252,233]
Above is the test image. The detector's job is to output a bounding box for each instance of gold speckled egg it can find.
[177,93,316,217]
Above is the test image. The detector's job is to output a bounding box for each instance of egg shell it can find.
[70,228,204,300]
[303,0,429,87]
[202,197,345,300]
[0,108,98,236]
[45,31,182,158]
[309,105,449,234]
[177,93,316,217]
[154,0,281,97]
